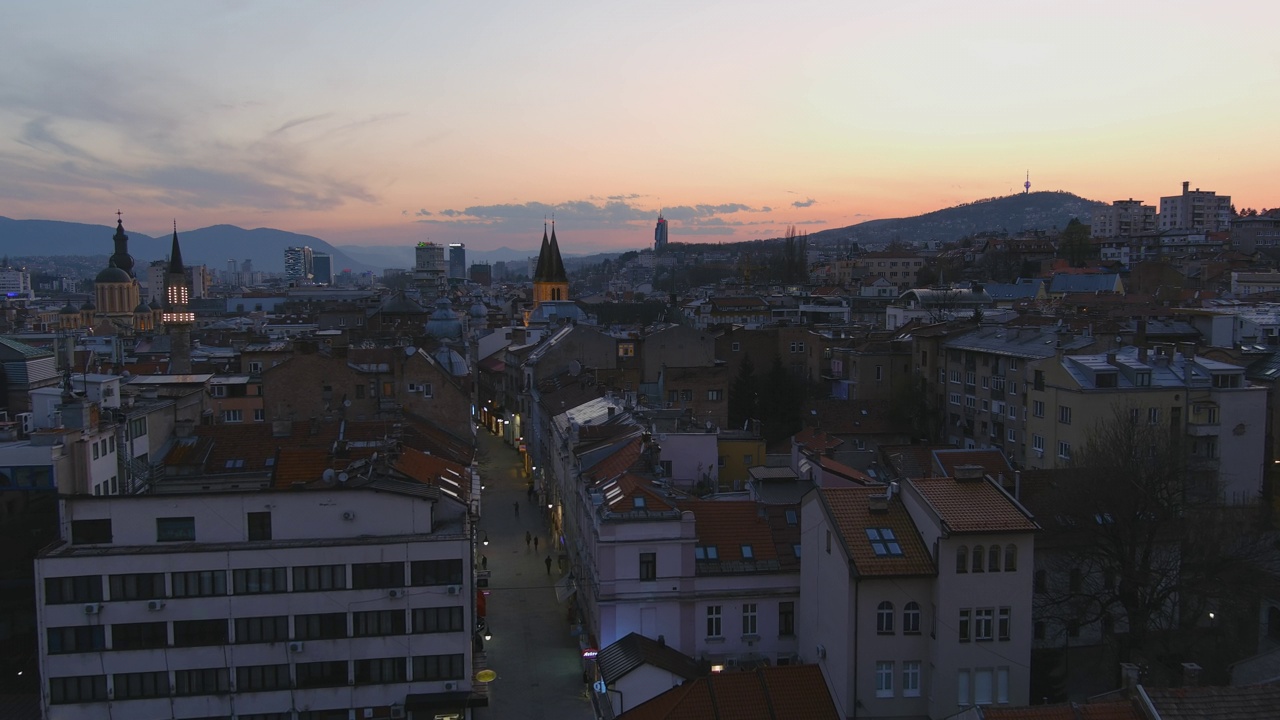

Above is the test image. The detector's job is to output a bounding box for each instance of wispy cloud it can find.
[792,197,817,208]
[414,197,775,235]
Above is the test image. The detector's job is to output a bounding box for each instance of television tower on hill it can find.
[1024,171,1031,194]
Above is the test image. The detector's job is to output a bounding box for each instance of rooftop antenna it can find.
[1024,171,1031,195]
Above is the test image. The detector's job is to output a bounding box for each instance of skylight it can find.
[741,545,754,559]
[865,528,903,556]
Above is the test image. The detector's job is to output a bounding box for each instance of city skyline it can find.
[3,1,1278,252]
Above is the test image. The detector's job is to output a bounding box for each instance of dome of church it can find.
[95,265,132,284]
[432,346,469,376]
[424,298,463,340]
[469,299,488,319]
[80,300,96,311]
[60,303,78,315]
[135,300,152,313]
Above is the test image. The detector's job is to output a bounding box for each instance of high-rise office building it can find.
[312,253,333,285]
[415,242,447,296]
[448,243,466,279]
[284,246,314,282]
[654,213,669,252]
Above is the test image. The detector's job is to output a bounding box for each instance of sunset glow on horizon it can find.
[3,1,1279,253]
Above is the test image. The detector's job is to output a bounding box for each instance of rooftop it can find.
[818,487,935,577]
[910,476,1038,535]
[616,664,840,720]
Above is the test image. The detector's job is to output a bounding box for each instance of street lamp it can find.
[482,532,489,546]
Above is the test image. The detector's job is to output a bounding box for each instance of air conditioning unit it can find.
[388,589,404,599]
[288,641,305,653]
[16,412,32,435]
[147,600,165,611]
[389,707,406,720]
[446,585,461,596]
[444,681,456,690]
[342,511,356,521]
[83,603,101,615]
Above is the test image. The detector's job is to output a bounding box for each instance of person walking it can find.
[544,555,552,575]
[481,555,488,570]
[525,531,532,549]
[533,536,539,552]
[513,501,520,517]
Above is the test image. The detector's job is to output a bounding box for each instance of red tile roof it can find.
[600,473,677,514]
[817,455,876,486]
[617,664,839,720]
[272,448,337,487]
[1143,681,1280,720]
[910,477,1038,535]
[584,437,645,483]
[932,449,1014,479]
[395,447,469,502]
[818,487,935,577]
[675,501,777,563]
[793,427,842,453]
[982,700,1145,720]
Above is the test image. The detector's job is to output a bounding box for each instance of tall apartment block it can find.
[1091,199,1156,238]
[1158,181,1232,232]
[448,244,466,280]
[284,246,314,283]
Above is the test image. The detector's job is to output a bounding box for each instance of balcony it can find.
[1185,421,1219,437]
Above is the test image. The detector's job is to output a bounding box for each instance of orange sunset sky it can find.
[3,1,1278,253]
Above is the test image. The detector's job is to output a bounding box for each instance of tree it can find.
[728,354,758,430]
[1058,218,1093,267]
[757,355,803,444]
[887,376,942,443]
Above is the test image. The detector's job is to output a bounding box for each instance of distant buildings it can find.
[654,213,668,253]
[449,243,466,279]
[0,261,34,300]
[1159,180,1232,232]
[283,245,314,283]
[312,252,333,285]
[414,241,447,296]
[1092,199,1156,238]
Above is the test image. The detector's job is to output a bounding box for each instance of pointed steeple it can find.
[534,223,551,281]
[546,221,568,283]
[110,213,136,278]
[168,220,185,274]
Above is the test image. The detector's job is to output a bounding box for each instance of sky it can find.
[3,1,1279,254]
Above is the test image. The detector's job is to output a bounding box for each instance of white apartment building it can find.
[0,265,35,299]
[1158,181,1232,232]
[1091,199,1156,239]
[36,485,482,720]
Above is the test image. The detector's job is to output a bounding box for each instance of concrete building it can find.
[0,263,34,300]
[35,485,482,720]
[1091,199,1157,239]
[312,252,334,285]
[1158,181,1232,233]
[448,243,466,280]
[654,214,669,253]
[284,245,314,283]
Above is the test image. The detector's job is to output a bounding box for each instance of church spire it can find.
[168,220,185,274]
[534,223,551,281]
[545,221,568,283]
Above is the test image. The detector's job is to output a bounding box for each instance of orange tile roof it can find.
[793,427,842,453]
[271,448,337,488]
[584,437,645,483]
[982,699,1145,719]
[910,477,1038,535]
[932,449,1014,479]
[395,447,470,502]
[818,487,935,577]
[617,664,839,720]
[675,501,777,563]
[817,455,875,485]
[601,473,677,514]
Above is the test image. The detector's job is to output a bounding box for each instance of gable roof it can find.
[394,447,470,503]
[910,476,1038,535]
[1141,680,1280,720]
[817,487,935,577]
[931,449,1014,479]
[981,700,1144,719]
[596,632,702,685]
[617,664,840,720]
[675,501,778,564]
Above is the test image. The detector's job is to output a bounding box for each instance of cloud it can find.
[607,193,642,201]
[415,208,432,217]
[792,197,817,208]
[438,209,464,217]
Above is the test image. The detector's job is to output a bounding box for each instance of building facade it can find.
[1158,181,1232,232]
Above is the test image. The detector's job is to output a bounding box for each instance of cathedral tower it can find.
[162,223,195,374]
[532,222,569,304]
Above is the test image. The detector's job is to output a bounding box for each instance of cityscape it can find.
[4,3,1280,720]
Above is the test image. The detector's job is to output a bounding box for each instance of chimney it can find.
[1014,470,1022,500]
[1119,663,1141,690]
[1136,319,1147,347]
[1106,352,1118,367]
[954,464,985,482]
[1183,181,1190,193]
[272,420,293,438]
[868,493,889,513]
[1180,662,1202,687]
[1138,347,1149,364]
[174,418,195,439]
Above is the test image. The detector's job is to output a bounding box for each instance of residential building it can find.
[284,245,314,283]
[855,252,927,292]
[1230,212,1280,254]
[614,664,840,720]
[414,242,447,297]
[35,485,482,720]
[1092,199,1157,239]
[1158,181,1232,233]
[0,262,34,300]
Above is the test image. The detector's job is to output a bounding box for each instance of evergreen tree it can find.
[758,355,803,444]
[728,354,757,430]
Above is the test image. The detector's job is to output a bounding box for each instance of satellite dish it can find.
[370,452,379,463]
[338,472,349,484]
[568,360,582,377]
[405,346,418,357]
[343,399,352,407]
[705,420,713,429]
[321,469,336,484]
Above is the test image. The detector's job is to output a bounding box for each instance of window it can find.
[741,545,754,559]
[254,408,266,422]
[997,667,1009,704]
[974,608,994,641]
[156,516,195,542]
[211,385,227,398]
[355,657,406,685]
[959,609,971,642]
[743,454,754,466]
[778,601,795,636]
[173,619,228,647]
[113,671,168,700]
[128,417,147,439]
[247,511,272,541]
[1148,407,1161,425]
[790,341,805,353]
[959,670,972,706]
[706,606,723,637]
[294,564,347,591]
[1033,434,1044,453]
[1004,545,1017,572]
[966,371,976,386]
[353,610,406,637]
[875,365,883,381]
[731,342,740,352]
[694,546,719,560]
[413,606,464,634]
[70,519,112,545]
[1007,428,1017,442]
[174,668,229,696]
[109,573,165,600]
[1058,441,1071,459]
[877,601,895,633]
[988,546,1001,572]
[411,559,464,586]
[222,409,243,423]
[93,443,99,460]
[351,563,410,590]
[49,675,108,705]
[112,622,167,650]
[951,370,961,384]
[903,661,921,697]
[421,382,433,398]
[295,613,347,640]
[998,607,1011,641]
[413,654,465,681]
[975,668,994,705]
[903,602,921,634]
[785,509,797,526]
[47,626,106,654]
[235,616,289,644]
[639,552,657,581]
[866,528,902,556]
[956,546,968,573]
[1033,400,1045,417]
[875,661,894,697]
[237,664,292,692]
[172,570,226,598]
[742,603,758,635]
[680,389,693,402]
[950,392,961,405]
[249,361,263,373]
[972,546,984,573]
[1059,406,1072,424]
[707,389,723,401]
[1034,370,1045,391]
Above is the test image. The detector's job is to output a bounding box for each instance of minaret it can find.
[162,222,194,374]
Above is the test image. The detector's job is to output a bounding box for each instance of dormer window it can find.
[632,497,646,509]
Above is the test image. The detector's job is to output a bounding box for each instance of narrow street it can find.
[473,429,593,719]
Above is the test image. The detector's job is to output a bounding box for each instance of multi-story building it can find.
[855,252,927,293]
[1230,212,1280,254]
[1158,181,1232,232]
[800,473,1036,718]
[448,244,466,280]
[1024,345,1265,504]
[284,245,314,283]
[0,262,35,300]
[1091,199,1157,239]
[312,252,334,285]
[654,214,668,253]
[414,242,447,297]
[35,485,482,720]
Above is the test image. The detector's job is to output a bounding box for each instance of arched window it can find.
[956,546,968,574]
[903,602,921,634]
[1004,544,1017,572]
[876,601,894,634]
[972,545,985,573]
[988,546,1001,572]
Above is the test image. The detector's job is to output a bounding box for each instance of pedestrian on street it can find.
[481,555,488,570]
[544,555,552,574]
[533,536,539,551]
[525,531,532,549]
[527,484,535,501]
[513,501,520,517]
